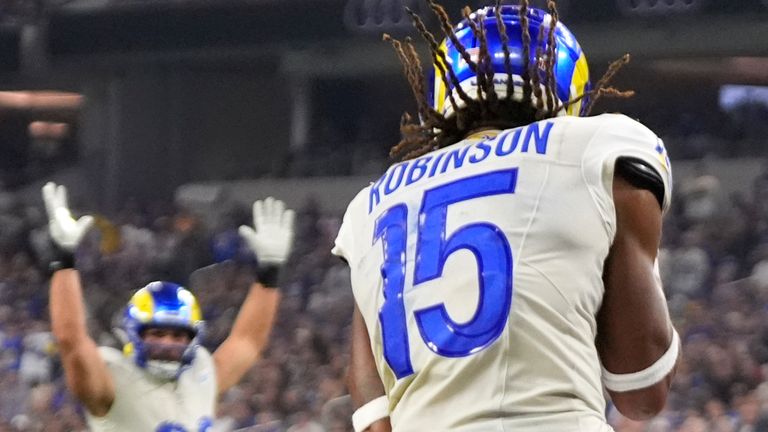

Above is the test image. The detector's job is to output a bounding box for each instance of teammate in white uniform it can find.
[43,183,294,432]
[335,2,680,431]
[86,334,217,432]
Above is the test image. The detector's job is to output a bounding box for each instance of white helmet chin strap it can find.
[145,360,182,381]
[440,74,570,120]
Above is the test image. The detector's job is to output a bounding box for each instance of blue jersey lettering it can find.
[469,141,492,164]
[406,156,432,186]
[428,151,447,178]
[385,163,408,195]
[496,128,523,156]
[366,121,554,213]
[440,145,472,174]
[522,122,553,154]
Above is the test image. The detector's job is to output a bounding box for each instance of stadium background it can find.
[0,0,767,430]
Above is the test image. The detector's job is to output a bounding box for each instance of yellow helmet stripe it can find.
[178,289,203,322]
[130,288,155,322]
[567,52,590,116]
[433,40,449,115]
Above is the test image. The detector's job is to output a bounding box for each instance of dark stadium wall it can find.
[79,66,290,212]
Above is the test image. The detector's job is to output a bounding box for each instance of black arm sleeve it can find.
[615,157,665,210]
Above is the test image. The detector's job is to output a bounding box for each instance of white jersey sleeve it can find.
[332,188,369,264]
[581,114,673,238]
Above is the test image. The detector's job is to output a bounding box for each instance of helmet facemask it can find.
[140,326,198,381]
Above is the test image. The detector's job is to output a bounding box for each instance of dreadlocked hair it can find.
[387,0,634,162]
[565,53,635,115]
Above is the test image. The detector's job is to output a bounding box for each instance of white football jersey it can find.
[86,346,217,432]
[333,114,672,432]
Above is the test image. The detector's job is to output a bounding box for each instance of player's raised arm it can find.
[348,305,391,432]
[213,197,294,395]
[44,182,115,417]
[596,172,680,421]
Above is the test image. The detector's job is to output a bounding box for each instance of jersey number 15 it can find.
[373,169,518,379]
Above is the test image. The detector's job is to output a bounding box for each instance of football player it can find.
[43,182,294,431]
[334,1,679,431]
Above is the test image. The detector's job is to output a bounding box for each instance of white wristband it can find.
[602,329,679,393]
[352,395,389,432]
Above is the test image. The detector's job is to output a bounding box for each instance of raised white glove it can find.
[42,182,94,253]
[238,197,295,266]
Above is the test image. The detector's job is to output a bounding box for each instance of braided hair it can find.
[385,0,633,161]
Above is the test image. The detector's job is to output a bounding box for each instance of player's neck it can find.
[464,126,503,140]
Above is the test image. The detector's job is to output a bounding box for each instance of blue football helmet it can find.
[430,5,591,118]
[122,281,205,380]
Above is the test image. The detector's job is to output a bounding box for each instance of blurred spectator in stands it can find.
[668,229,711,300]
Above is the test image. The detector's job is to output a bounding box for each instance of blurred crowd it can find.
[1,156,768,431]
[612,159,768,432]
[639,101,768,161]
[0,193,354,432]
[282,95,768,178]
